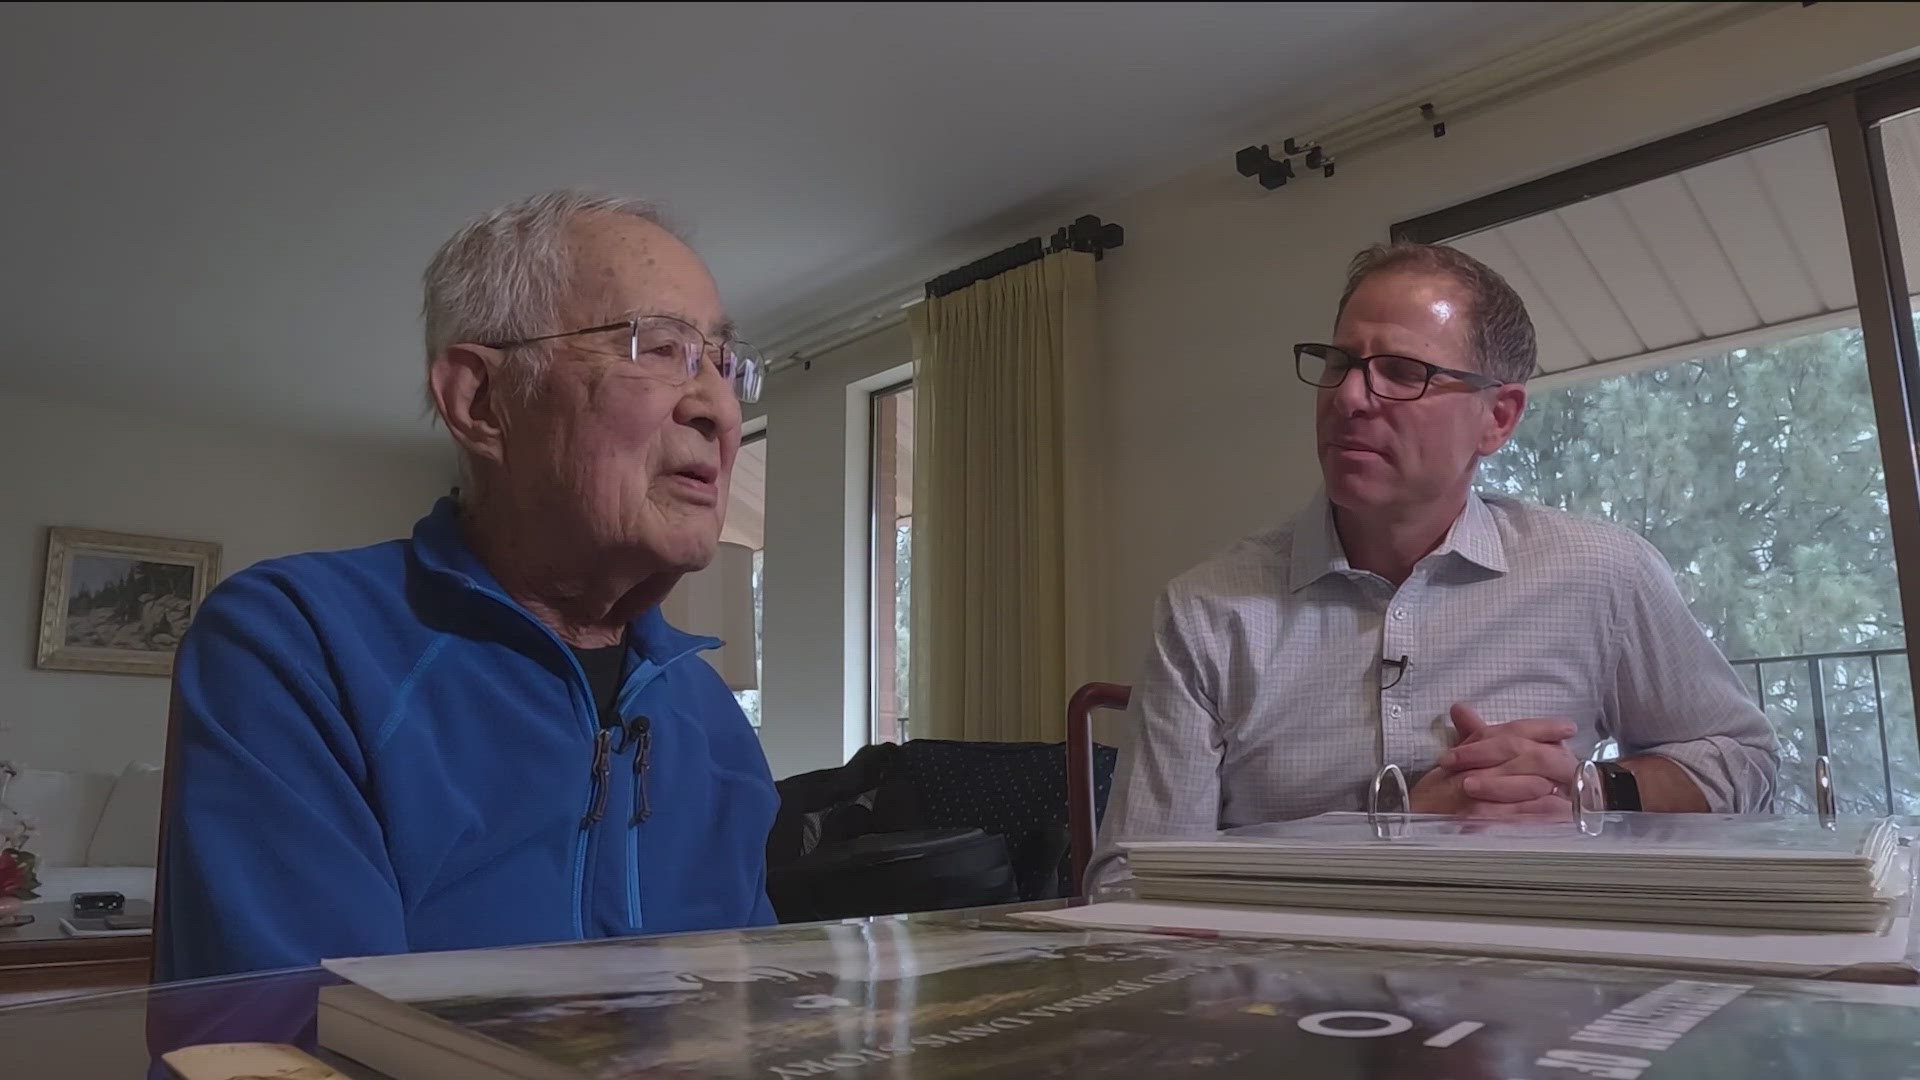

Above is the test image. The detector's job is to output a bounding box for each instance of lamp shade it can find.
[660,542,758,691]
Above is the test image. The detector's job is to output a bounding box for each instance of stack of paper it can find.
[1123,813,1904,932]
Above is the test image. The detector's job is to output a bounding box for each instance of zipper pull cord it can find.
[630,715,653,826]
[582,727,614,828]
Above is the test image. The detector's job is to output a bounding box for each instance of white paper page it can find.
[1022,899,1915,980]
[1131,812,1896,861]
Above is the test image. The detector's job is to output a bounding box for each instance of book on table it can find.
[316,914,1920,1078]
[1018,812,1914,981]
[1120,812,1904,932]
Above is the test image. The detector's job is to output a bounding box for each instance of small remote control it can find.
[71,890,124,915]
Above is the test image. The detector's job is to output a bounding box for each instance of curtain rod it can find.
[923,215,1124,299]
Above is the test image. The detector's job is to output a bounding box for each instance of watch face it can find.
[1600,763,1641,810]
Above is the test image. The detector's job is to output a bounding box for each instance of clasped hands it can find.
[1408,704,1579,819]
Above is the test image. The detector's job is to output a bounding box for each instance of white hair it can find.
[421,189,672,400]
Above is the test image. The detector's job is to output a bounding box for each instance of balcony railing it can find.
[1726,648,1912,816]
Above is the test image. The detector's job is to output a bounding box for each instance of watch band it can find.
[1596,761,1641,811]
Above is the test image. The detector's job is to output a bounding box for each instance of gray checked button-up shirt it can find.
[1088,491,1778,891]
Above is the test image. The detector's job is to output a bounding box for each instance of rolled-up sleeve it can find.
[1606,536,1778,812]
[1086,590,1227,894]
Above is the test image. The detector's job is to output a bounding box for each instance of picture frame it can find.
[35,527,222,677]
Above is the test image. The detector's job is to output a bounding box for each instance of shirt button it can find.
[1389,705,1404,719]
[1392,609,1407,621]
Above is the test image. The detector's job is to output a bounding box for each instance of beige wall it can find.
[0,390,452,775]
[1088,2,1920,687]
[747,2,1920,770]
[747,326,913,778]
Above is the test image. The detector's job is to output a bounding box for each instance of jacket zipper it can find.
[558,648,601,940]
[629,716,653,826]
[582,727,615,827]
[451,572,717,939]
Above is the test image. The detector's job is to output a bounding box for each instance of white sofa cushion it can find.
[85,762,164,867]
[3,767,115,867]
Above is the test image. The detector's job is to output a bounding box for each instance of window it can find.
[723,430,767,726]
[1867,99,1920,809]
[1479,320,1911,813]
[870,382,914,743]
[1398,67,1920,815]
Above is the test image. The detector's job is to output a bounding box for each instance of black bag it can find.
[765,827,1019,922]
[766,738,1122,920]
[765,742,908,862]
[889,739,1120,899]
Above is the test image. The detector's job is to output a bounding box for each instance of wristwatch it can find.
[1595,761,1641,811]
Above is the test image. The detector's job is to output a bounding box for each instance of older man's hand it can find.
[1409,704,1579,818]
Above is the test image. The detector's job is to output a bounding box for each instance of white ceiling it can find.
[0,2,1620,446]
[1451,117,1920,380]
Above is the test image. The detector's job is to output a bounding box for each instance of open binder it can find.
[1030,758,1918,982]
[1361,754,1842,840]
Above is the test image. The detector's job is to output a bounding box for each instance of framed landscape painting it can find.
[36,527,222,677]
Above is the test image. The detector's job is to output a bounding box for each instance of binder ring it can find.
[1815,755,1836,829]
[1572,760,1605,836]
[1368,763,1409,839]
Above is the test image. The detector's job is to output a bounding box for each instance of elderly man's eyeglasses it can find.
[1295,342,1502,402]
[485,314,764,404]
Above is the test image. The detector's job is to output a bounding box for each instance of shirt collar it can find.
[1443,491,1510,575]
[410,495,718,663]
[1288,490,1347,593]
[1288,489,1508,592]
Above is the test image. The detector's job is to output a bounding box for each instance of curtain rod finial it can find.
[1050,215,1125,259]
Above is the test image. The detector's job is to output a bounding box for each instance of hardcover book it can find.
[319,914,1920,1079]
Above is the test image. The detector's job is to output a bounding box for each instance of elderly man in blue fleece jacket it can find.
[157,190,776,980]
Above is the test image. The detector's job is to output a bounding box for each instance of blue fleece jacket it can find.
[156,498,777,981]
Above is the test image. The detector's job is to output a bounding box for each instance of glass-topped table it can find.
[11,901,1920,1080]
[3,964,343,1078]
[5,906,1072,1080]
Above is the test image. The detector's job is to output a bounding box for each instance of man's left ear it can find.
[1477,383,1528,456]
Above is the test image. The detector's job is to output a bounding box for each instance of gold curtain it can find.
[909,250,1104,743]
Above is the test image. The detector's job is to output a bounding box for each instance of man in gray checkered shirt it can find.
[1089,243,1777,892]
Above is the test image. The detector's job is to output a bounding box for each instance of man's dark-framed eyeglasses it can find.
[484,313,764,404]
[1295,342,1502,402]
